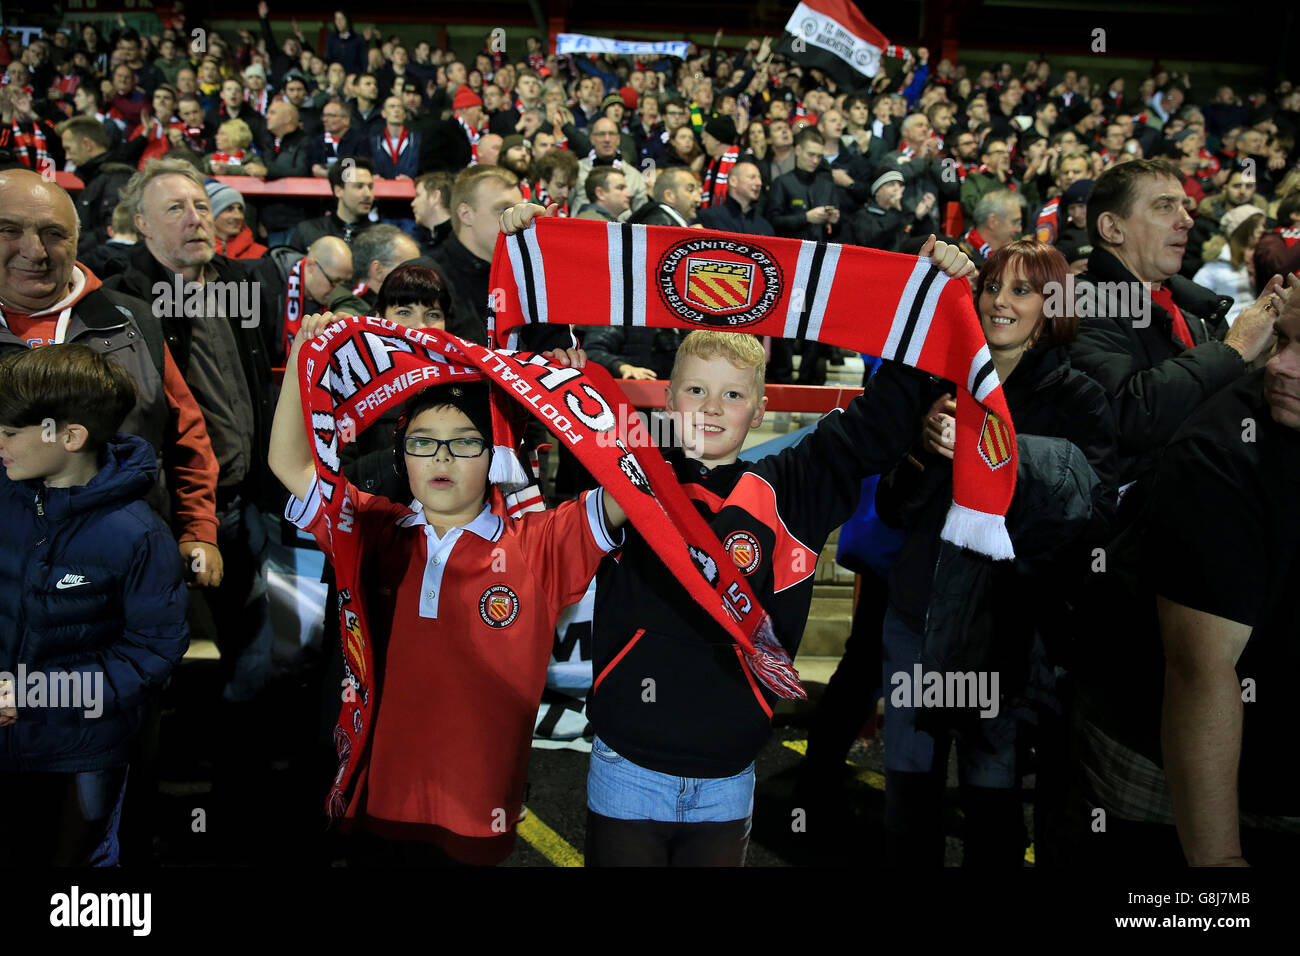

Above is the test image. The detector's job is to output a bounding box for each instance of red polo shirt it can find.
[292,479,619,862]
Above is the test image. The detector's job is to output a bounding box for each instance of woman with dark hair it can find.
[661,124,703,174]
[375,263,452,331]
[743,119,768,160]
[326,10,368,77]
[875,239,1118,867]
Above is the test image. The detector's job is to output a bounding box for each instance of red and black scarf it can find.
[298,320,805,821]
[282,257,307,359]
[9,120,50,171]
[702,146,739,209]
[489,218,1019,560]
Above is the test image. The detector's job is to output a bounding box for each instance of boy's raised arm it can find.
[269,313,337,503]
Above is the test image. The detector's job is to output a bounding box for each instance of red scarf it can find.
[298,321,804,821]
[245,88,269,115]
[210,149,246,166]
[282,257,307,359]
[456,116,480,162]
[380,125,409,163]
[702,146,739,209]
[963,226,992,259]
[9,120,49,171]
[532,182,568,216]
[1151,285,1195,350]
[489,218,1019,559]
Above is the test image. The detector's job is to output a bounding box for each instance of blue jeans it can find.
[881,607,1018,788]
[586,736,755,823]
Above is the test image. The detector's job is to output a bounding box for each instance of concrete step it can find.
[798,616,853,657]
[809,595,855,618]
[813,583,854,599]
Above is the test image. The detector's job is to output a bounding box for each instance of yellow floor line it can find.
[782,739,1035,863]
[517,807,584,867]
[781,739,885,790]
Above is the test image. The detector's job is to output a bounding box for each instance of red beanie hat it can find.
[619,85,638,111]
[453,85,483,111]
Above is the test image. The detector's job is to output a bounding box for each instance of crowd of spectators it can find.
[1,6,1297,868]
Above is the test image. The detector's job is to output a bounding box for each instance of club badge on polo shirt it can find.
[724,530,762,575]
[479,584,521,628]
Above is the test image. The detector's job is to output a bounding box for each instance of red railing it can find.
[55,172,416,199]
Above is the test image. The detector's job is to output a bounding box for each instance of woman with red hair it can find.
[875,239,1119,867]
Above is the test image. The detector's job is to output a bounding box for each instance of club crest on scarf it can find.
[490,218,1021,562]
[658,236,783,328]
[978,410,1013,470]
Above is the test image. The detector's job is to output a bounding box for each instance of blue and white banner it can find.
[556,33,690,60]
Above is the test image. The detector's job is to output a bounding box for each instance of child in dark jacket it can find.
[0,344,190,866]
[495,202,977,867]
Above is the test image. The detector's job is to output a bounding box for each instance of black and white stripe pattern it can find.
[605,221,648,327]
[966,344,999,403]
[881,258,948,367]
[506,228,549,326]
[782,239,841,341]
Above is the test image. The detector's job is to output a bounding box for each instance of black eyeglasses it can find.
[403,436,488,458]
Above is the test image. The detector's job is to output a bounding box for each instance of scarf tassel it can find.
[743,613,806,700]
[489,444,532,490]
[939,503,1015,561]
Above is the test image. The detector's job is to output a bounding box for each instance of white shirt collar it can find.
[398,500,503,543]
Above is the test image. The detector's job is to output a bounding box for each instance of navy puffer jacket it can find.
[0,434,189,772]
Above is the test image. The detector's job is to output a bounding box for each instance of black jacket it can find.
[430,234,574,352]
[589,362,928,777]
[583,326,687,380]
[876,151,952,236]
[73,151,138,255]
[764,164,846,240]
[1068,246,1243,491]
[259,127,314,231]
[103,244,276,509]
[877,345,1117,682]
[825,147,874,213]
[697,196,775,236]
[306,127,371,170]
[627,202,689,227]
[288,211,365,253]
[416,118,472,174]
[846,202,912,251]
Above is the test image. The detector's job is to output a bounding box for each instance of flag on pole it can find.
[775,0,892,88]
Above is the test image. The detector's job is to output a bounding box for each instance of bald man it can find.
[250,233,354,360]
[260,97,315,247]
[0,168,223,584]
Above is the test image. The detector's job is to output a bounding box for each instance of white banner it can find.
[556,33,690,60]
[785,1,884,78]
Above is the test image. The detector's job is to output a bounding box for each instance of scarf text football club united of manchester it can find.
[488,217,1019,557]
